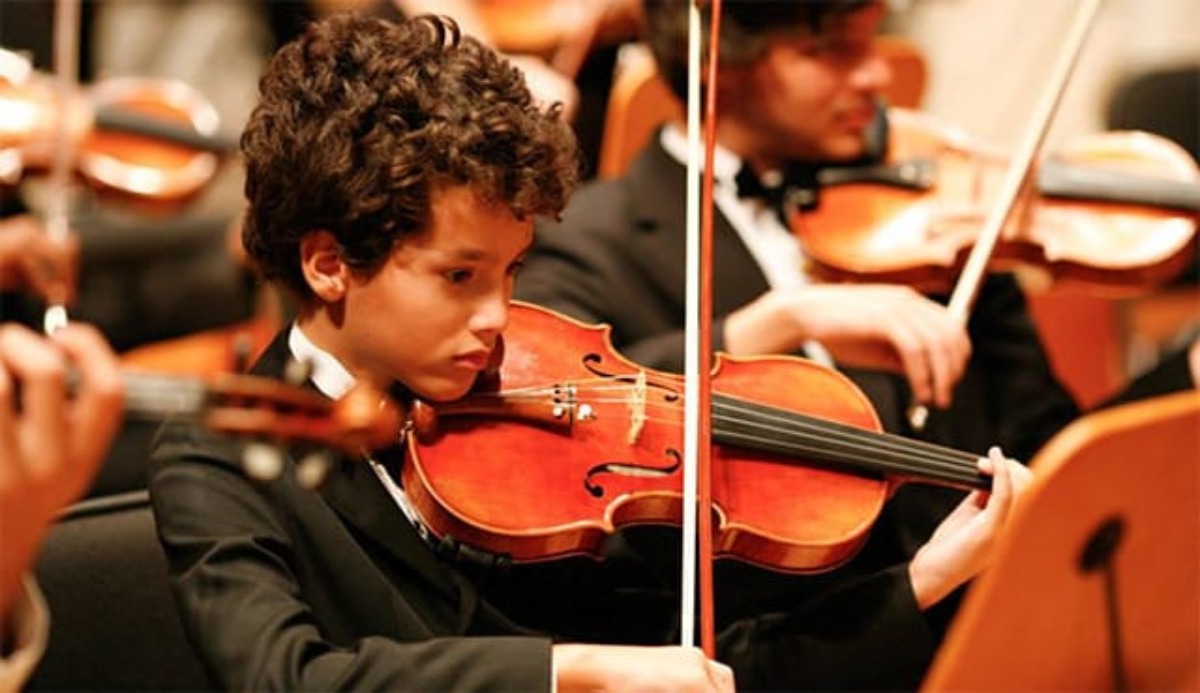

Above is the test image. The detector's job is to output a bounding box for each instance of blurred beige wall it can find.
[888,0,1200,149]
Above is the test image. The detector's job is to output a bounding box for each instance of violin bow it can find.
[910,0,1103,428]
[680,0,723,656]
[42,0,82,334]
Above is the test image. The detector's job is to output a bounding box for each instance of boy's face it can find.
[731,1,890,163]
[339,186,532,402]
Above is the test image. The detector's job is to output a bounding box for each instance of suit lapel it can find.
[624,140,772,316]
[319,458,464,606]
[251,333,464,605]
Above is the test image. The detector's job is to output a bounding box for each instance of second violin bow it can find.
[42,0,81,334]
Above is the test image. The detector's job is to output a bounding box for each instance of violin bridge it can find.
[626,370,647,445]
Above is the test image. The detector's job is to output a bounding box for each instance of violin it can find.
[789,107,1200,296]
[0,48,238,209]
[391,302,989,573]
[110,366,401,484]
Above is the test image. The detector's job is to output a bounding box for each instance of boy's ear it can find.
[299,231,349,302]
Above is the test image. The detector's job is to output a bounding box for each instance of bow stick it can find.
[909,0,1103,428]
[42,0,81,334]
[680,0,723,655]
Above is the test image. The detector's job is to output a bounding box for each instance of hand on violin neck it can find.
[0,322,122,620]
[723,284,971,408]
[908,447,1032,610]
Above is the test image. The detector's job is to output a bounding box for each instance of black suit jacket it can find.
[150,333,552,691]
[516,139,1082,556]
[151,330,944,691]
[517,140,1081,461]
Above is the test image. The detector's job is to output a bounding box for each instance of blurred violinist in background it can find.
[515,0,1198,566]
[519,0,1067,455]
[885,0,1200,408]
[0,1,252,495]
[1,0,255,352]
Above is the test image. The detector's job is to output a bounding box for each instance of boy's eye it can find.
[445,269,474,284]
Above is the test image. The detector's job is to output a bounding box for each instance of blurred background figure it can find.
[885,0,1199,404]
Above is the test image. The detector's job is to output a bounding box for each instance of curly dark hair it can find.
[241,13,580,301]
[644,0,874,102]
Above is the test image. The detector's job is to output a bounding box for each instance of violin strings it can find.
[476,381,979,476]
[711,395,984,487]
[477,381,985,489]
[714,393,978,467]
[712,414,983,488]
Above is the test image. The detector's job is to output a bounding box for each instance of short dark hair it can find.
[644,0,873,101]
[241,13,580,301]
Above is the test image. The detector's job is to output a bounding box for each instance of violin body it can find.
[72,77,225,206]
[400,303,979,574]
[791,108,1200,296]
[0,48,233,210]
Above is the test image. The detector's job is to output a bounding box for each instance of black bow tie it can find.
[734,163,822,224]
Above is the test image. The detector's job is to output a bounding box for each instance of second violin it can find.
[0,47,238,209]
[789,108,1200,296]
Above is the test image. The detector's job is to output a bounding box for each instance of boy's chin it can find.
[411,378,476,404]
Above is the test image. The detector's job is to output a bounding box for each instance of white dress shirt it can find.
[287,325,428,537]
[658,125,833,365]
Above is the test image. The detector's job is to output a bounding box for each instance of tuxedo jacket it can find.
[517,139,1080,464]
[150,331,943,691]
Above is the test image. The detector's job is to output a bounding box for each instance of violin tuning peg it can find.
[295,450,332,490]
[283,357,314,387]
[241,441,285,481]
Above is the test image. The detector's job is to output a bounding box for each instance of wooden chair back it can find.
[923,391,1200,691]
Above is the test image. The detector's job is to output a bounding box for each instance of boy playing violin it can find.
[150,12,1029,691]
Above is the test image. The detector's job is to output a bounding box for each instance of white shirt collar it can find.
[657,123,809,291]
[655,124,833,367]
[286,322,432,530]
[658,121,744,191]
[287,323,356,399]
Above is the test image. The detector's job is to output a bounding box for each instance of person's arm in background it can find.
[0,323,123,691]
